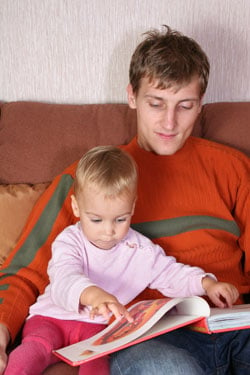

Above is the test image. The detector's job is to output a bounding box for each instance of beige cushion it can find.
[0,183,49,264]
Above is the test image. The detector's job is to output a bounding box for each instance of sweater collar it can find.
[127,136,195,163]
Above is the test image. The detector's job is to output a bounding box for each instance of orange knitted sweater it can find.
[122,137,250,302]
[0,136,249,341]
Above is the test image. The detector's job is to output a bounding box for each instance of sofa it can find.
[0,100,250,374]
[1,100,250,268]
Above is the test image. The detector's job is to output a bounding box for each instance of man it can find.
[110,26,250,375]
[0,26,249,375]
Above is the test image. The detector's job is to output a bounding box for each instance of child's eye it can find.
[91,218,102,223]
[117,217,127,223]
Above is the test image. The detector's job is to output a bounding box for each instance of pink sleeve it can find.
[48,228,96,312]
[148,245,215,297]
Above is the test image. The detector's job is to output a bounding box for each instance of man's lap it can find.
[110,328,250,375]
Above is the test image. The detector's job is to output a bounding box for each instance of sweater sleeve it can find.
[234,170,250,278]
[0,161,78,342]
[48,228,96,313]
[148,244,211,297]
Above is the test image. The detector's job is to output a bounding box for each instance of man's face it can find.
[127,77,203,155]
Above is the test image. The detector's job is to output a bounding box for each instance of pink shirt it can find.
[29,222,212,324]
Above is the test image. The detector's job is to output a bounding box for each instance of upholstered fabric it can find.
[0,102,137,184]
[1,101,249,186]
[0,183,49,262]
[200,102,250,156]
[0,100,249,266]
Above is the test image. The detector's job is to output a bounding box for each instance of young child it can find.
[4,146,239,375]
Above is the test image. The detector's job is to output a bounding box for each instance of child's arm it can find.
[80,286,134,322]
[202,276,239,308]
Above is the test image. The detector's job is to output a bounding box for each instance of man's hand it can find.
[0,323,10,375]
[80,286,133,323]
[202,276,239,308]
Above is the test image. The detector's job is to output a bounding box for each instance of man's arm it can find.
[0,161,78,343]
[233,157,250,284]
[0,324,9,374]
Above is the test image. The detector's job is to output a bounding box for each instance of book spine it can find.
[188,317,211,334]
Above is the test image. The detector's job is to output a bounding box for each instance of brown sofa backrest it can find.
[0,101,249,184]
[0,102,137,184]
[200,102,250,156]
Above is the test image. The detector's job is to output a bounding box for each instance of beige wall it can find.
[0,0,249,104]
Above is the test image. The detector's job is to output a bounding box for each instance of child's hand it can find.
[90,300,134,323]
[202,276,239,308]
[80,286,133,323]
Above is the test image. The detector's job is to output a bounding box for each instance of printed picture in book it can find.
[91,299,167,346]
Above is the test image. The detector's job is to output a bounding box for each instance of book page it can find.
[208,304,250,331]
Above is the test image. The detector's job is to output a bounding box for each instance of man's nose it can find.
[162,108,176,130]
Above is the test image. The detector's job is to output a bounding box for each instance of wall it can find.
[0,0,249,104]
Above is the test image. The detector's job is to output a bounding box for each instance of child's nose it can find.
[104,222,115,235]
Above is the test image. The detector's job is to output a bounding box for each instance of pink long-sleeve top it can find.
[29,222,211,324]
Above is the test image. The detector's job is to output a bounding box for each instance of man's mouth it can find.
[156,132,177,140]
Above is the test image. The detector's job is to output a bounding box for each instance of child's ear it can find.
[131,198,137,216]
[71,195,80,218]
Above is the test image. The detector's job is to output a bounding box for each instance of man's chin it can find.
[152,137,187,155]
[139,138,182,156]
[151,145,180,156]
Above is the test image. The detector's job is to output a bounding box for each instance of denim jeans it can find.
[110,328,250,375]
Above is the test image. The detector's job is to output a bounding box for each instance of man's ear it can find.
[127,84,137,109]
[198,95,204,113]
[71,195,80,218]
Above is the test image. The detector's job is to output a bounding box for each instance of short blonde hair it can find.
[74,146,138,199]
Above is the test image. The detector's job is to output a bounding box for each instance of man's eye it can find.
[149,102,161,108]
[179,102,194,110]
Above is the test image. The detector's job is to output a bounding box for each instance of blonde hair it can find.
[74,146,138,199]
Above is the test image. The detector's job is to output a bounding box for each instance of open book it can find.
[53,296,250,367]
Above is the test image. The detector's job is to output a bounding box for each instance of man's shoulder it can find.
[61,160,78,177]
[190,136,249,163]
[120,137,137,152]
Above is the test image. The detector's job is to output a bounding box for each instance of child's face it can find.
[71,184,135,250]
